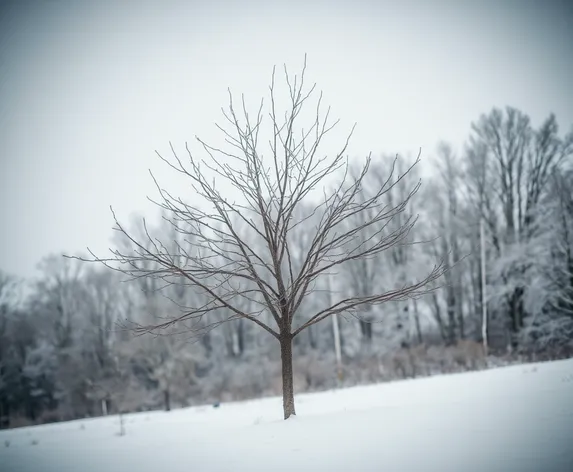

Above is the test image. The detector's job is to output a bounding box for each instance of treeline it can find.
[0,106,571,428]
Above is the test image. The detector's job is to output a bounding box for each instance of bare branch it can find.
[68,56,442,355]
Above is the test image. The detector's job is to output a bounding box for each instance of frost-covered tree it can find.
[465,107,573,349]
[515,168,573,357]
[0,271,24,425]
[80,268,129,415]
[32,256,94,419]
[338,154,425,349]
[109,216,207,412]
[418,144,471,345]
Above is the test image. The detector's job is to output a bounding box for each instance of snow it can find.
[2,359,573,472]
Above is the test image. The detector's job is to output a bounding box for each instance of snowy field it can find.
[2,359,573,472]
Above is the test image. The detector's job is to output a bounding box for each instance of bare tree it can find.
[81,268,125,415]
[86,351,145,436]
[341,154,424,347]
[70,58,444,419]
[420,144,468,345]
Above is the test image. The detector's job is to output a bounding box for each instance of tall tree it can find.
[34,255,92,419]
[518,168,573,357]
[71,58,444,419]
[420,144,468,345]
[466,107,573,348]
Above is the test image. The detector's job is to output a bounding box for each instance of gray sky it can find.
[1,0,572,279]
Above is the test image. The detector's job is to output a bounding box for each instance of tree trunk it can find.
[279,334,296,420]
[164,389,171,412]
[446,285,457,345]
[202,331,212,354]
[431,292,447,342]
[413,299,423,344]
[359,319,372,341]
[118,412,125,436]
[237,319,245,355]
[0,400,5,429]
[308,325,317,349]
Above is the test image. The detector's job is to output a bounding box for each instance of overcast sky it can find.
[1,0,572,279]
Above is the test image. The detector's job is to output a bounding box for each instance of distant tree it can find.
[70,57,444,419]
[0,271,18,426]
[86,350,145,436]
[340,154,424,347]
[0,272,15,380]
[517,168,573,357]
[419,144,469,345]
[81,268,127,416]
[33,255,95,419]
[111,216,206,411]
[466,107,573,349]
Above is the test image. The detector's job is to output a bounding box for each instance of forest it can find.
[1,103,572,428]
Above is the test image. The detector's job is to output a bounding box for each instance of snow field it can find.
[1,358,572,472]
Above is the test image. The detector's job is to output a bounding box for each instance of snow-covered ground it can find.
[2,359,573,472]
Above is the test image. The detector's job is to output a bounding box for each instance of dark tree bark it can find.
[307,324,317,350]
[237,319,245,356]
[359,319,373,341]
[164,389,171,412]
[279,334,296,419]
